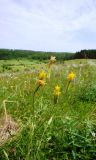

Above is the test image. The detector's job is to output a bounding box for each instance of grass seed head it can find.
[48,56,56,68]
[50,56,56,63]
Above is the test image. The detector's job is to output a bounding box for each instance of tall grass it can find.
[0,59,96,160]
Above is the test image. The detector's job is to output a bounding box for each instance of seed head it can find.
[50,56,56,63]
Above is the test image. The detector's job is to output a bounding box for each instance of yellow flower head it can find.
[67,72,75,82]
[38,79,45,86]
[39,71,46,80]
[54,85,61,96]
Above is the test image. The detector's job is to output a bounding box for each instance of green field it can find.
[0,59,96,160]
[0,59,46,73]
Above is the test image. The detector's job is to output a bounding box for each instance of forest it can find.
[0,49,96,60]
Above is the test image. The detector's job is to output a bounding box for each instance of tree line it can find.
[0,49,74,60]
[74,49,96,59]
[0,49,96,60]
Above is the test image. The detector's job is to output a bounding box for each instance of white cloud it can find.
[0,0,96,51]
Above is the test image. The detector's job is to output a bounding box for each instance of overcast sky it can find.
[0,0,96,52]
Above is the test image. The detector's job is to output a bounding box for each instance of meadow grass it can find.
[0,59,45,73]
[0,59,96,160]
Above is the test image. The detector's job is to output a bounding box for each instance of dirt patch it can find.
[0,115,19,146]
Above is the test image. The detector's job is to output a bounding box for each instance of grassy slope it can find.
[0,59,96,160]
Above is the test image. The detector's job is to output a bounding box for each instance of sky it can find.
[0,0,96,52]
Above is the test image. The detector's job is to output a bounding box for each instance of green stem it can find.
[32,85,40,115]
[65,81,71,94]
[54,96,58,104]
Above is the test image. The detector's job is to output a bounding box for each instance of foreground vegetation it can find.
[0,58,96,160]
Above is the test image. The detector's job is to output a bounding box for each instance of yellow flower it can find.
[38,79,45,86]
[39,71,46,80]
[55,85,60,92]
[67,72,75,82]
[54,85,61,96]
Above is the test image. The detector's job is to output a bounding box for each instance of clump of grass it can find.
[77,82,96,102]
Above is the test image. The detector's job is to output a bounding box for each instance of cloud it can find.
[0,0,96,52]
